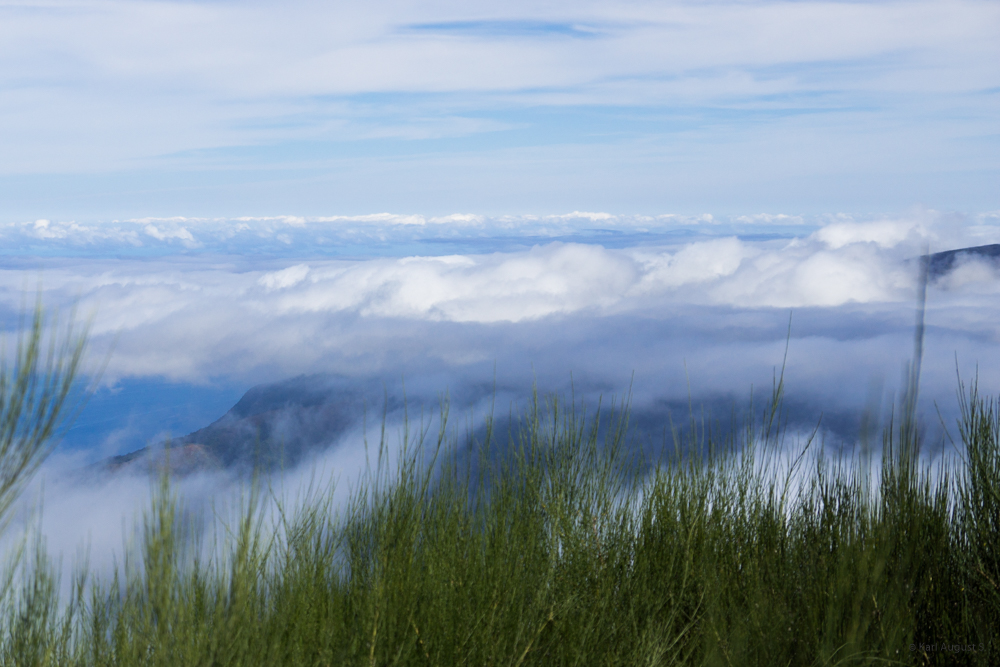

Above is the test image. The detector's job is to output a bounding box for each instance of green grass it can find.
[1,377,998,666]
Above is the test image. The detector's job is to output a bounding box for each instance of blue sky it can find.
[1,0,997,218]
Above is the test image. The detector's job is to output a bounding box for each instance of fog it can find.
[2,209,1000,588]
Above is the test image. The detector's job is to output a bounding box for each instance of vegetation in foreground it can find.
[0,374,995,667]
[0,304,998,666]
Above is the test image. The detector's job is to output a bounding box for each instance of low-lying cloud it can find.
[1,211,997,405]
[5,218,1000,500]
[2,209,1000,591]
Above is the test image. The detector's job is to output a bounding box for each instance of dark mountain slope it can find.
[103,374,387,474]
[926,243,1000,279]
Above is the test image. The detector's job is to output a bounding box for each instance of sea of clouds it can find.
[2,208,1000,587]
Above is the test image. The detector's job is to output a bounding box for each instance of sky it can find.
[1,0,998,216]
[0,0,999,585]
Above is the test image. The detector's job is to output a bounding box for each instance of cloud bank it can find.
[1,208,999,594]
[0,209,995,423]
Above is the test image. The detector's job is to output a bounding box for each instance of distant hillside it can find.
[101,374,386,475]
[926,243,1000,279]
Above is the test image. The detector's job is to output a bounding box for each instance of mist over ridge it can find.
[0,207,998,599]
[87,238,1000,477]
[7,211,992,474]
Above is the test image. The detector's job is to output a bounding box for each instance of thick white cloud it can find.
[0,210,992,398]
[0,210,993,465]
[1,210,999,594]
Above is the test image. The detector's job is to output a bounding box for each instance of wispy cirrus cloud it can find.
[400,20,609,40]
[1,1,997,215]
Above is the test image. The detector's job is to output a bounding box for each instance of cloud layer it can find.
[1,210,996,424]
[1,209,999,594]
